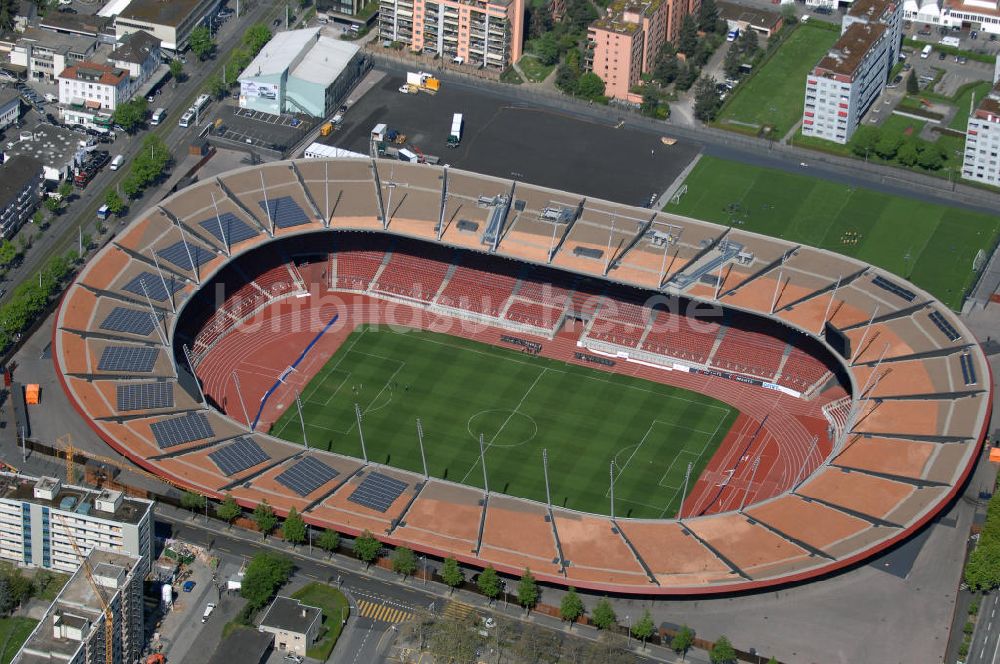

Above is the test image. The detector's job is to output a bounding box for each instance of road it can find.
[0,0,284,308]
[969,593,1000,664]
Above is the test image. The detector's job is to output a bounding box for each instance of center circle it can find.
[466,409,538,448]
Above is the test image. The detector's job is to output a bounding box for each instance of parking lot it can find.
[325,73,702,206]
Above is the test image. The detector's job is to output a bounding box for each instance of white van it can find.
[202,603,216,623]
[150,107,166,125]
[920,44,932,58]
[178,110,194,127]
[110,155,124,170]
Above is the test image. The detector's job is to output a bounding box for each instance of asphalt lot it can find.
[326,73,702,207]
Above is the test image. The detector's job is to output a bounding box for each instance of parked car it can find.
[182,580,196,592]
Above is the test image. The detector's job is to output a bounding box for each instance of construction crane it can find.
[56,514,114,664]
[58,434,192,494]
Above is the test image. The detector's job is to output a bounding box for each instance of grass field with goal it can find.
[668,156,1000,310]
[271,325,738,519]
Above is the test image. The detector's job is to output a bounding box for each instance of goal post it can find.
[669,184,688,206]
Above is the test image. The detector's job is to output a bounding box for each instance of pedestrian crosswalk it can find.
[357,599,412,624]
[442,600,474,622]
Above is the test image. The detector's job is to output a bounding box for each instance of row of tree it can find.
[120,135,172,200]
[222,24,274,91]
[0,249,78,352]
[0,562,60,616]
[849,125,949,171]
[965,489,1000,591]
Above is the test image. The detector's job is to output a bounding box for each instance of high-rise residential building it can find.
[378,0,524,69]
[0,474,154,577]
[13,549,144,664]
[961,82,1000,186]
[585,0,696,102]
[801,0,902,144]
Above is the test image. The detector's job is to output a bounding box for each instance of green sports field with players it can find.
[271,325,738,519]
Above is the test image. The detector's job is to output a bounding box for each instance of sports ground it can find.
[271,325,738,519]
[668,156,1000,309]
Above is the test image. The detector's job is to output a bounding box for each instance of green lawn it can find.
[948,81,994,131]
[668,156,1000,309]
[271,326,737,519]
[0,617,37,663]
[291,583,349,660]
[517,55,555,83]
[717,24,840,136]
[879,114,926,138]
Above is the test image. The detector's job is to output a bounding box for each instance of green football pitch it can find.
[271,325,738,519]
[668,156,1000,310]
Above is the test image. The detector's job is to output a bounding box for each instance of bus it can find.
[150,108,166,125]
[192,94,211,113]
[178,110,194,127]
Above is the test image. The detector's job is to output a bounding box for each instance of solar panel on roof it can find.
[872,275,916,302]
[928,311,961,342]
[258,196,310,229]
[274,457,338,496]
[122,272,183,302]
[209,437,270,476]
[199,213,258,245]
[100,307,159,336]
[98,346,157,372]
[347,471,408,513]
[157,241,214,271]
[116,382,173,411]
[150,411,213,449]
[960,353,977,386]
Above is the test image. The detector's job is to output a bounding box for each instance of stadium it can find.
[53,158,992,595]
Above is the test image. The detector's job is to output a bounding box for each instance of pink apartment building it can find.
[379,0,524,69]
[586,0,695,101]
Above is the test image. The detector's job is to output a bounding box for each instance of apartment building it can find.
[116,0,221,52]
[0,90,21,133]
[108,30,162,97]
[0,475,154,577]
[57,62,131,128]
[13,549,144,664]
[0,156,43,239]
[802,0,902,143]
[961,82,1000,185]
[584,0,696,101]
[9,28,97,83]
[378,0,524,69]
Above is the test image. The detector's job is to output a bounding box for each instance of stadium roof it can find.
[52,158,991,595]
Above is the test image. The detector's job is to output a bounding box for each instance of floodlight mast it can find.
[416,419,428,478]
[478,433,489,496]
[296,390,309,449]
[354,403,368,463]
[231,371,252,431]
[678,462,693,521]
[542,449,552,509]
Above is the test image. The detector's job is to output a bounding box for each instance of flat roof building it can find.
[12,549,144,664]
[802,0,902,144]
[258,596,322,658]
[238,28,366,118]
[0,155,42,239]
[3,123,92,181]
[115,0,219,51]
[10,28,97,82]
[962,82,1000,185]
[207,630,273,664]
[0,474,154,577]
[717,1,783,37]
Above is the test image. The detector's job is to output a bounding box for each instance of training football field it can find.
[271,325,738,519]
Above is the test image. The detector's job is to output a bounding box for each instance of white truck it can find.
[447,113,463,148]
[939,36,961,48]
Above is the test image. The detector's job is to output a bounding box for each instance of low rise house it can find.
[57,61,130,128]
[258,596,322,658]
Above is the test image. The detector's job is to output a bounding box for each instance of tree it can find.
[766,658,779,664]
[44,197,61,213]
[675,62,699,91]
[533,33,560,66]
[559,587,584,627]
[429,615,480,663]
[104,190,124,216]
[527,1,553,39]
[906,70,919,94]
[736,27,758,56]
[180,490,206,516]
[0,240,16,267]
[243,23,273,55]
[477,565,501,602]
[190,25,216,60]
[354,530,381,568]
[850,125,881,158]
[874,132,902,160]
[57,180,73,200]
[555,49,582,94]
[723,44,742,80]
[694,76,722,121]
[917,143,946,170]
[122,176,141,200]
[632,610,655,649]
[316,529,340,556]
[252,500,278,538]
[710,635,737,664]
[216,493,241,526]
[575,72,606,101]
[896,139,921,167]
[441,556,464,593]
[112,98,147,133]
[516,568,539,612]
[0,578,12,616]
[282,506,306,546]
[698,0,719,32]
[169,58,184,83]
[654,42,679,84]
[671,625,695,657]
[205,74,228,99]
[678,15,699,54]
[591,598,617,630]
[240,552,293,609]
[391,546,417,578]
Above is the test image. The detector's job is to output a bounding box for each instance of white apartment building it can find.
[9,28,96,83]
[0,475,154,577]
[108,30,162,98]
[57,62,130,128]
[13,549,144,664]
[802,0,903,144]
[962,82,1000,185]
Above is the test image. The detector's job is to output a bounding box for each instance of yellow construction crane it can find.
[58,434,192,494]
[56,514,114,664]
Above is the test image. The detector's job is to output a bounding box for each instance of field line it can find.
[459,367,549,486]
[300,328,367,403]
